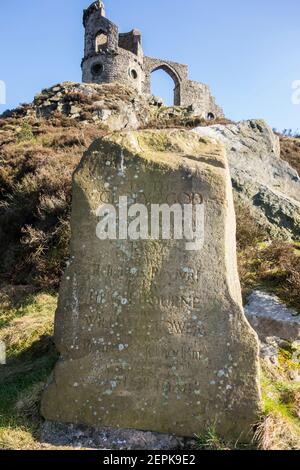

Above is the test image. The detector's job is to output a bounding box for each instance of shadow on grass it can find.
[0,334,58,434]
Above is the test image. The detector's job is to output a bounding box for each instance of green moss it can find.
[137,132,175,153]
[279,345,300,372]
[260,347,300,435]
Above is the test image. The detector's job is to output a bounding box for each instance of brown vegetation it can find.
[236,200,300,310]
[280,135,300,175]
[0,113,105,289]
[142,114,233,130]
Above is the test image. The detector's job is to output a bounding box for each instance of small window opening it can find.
[91,63,104,77]
[95,32,108,52]
[129,68,138,80]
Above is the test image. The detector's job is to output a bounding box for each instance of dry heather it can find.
[235,198,300,310]
[0,112,106,289]
[141,113,232,130]
[280,135,300,176]
[0,82,234,291]
[255,412,300,451]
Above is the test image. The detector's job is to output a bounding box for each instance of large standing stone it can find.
[41,129,261,440]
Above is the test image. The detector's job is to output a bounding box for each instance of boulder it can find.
[245,290,300,342]
[193,120,300,238]
[41,129,261,440]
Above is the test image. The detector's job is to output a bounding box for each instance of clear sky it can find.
[0,0,299,131]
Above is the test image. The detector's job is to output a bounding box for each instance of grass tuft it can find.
[0,290,58,450]
[195,427,230,450]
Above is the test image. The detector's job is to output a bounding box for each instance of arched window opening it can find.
[95,31,108,52]
[150,67,180,107]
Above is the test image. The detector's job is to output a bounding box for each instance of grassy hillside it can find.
[0,290,58,449]
[236,200,300,311]
[0,83,300,449]
[0,287,299,450]
[1,90,300,306]
[0,113,104,289]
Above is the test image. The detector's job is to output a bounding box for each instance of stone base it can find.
[41,422,197,451]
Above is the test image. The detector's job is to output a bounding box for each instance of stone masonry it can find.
[82,1,224,119]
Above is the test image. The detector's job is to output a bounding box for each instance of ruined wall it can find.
[119,30,143,58]
[83,10,118,58]
[183,81,225,119]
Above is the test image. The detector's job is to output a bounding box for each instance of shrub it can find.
[0,114,103,289]
[17,122,34,142]
[238,240,300,311]
[235,198,268,250]
[280,135,300,175]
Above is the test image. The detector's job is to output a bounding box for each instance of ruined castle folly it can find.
[81,1,224,119]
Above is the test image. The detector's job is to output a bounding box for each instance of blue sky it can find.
[0,0,299,131]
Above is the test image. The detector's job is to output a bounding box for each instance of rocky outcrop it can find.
[1,82,156,131]
[2,82,299,238]
[1,82,208,132]
[33,82,151,131]
[193,120,300,238]
[245,290,300,342]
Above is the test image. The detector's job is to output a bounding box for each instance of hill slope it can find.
[0,81,300,450]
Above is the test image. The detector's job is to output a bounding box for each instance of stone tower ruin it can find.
[82,1,224,119]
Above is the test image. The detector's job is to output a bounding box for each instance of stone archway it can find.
[150,64,181,106]
[143,57,188,107]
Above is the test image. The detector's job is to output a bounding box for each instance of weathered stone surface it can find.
[32,82,152,130]
[259,336,300,374]
[41,422,196,450]
[194,120,300,238]
[41,129,261,440]
[245,290,300,342]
